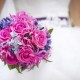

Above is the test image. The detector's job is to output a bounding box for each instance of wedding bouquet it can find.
[0,11,53,73]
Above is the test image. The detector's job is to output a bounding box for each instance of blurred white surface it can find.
[14,0,70,17]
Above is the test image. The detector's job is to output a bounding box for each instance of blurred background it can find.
[0,0,80,80]
[0,0,80,27]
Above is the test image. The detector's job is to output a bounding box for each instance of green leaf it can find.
[4,61,6,65]
[8,65,21,73]
[43,58,52,62]
[48,28,53,34]
[8,65,16,70]
[16,66,22,73]
[21,65,27,72]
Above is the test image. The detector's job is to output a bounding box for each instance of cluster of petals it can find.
[0,11,51,71]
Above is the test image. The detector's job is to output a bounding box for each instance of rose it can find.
[20,29,33,46]
[16,11,32,21]
[10,11,28,21]
[20,28,31,38]
[15,11,34,24]
[0,28,12,42]
[32,30,47,48]
[6,53,18,65]
[17,48,35,63]
[12,21,27,33]
[11,11,37,30]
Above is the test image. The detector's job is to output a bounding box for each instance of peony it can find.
[32,30,47,48]
[0,28,12,42]
[17,48,35,63]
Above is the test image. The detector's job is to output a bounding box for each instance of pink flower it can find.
[11,11,37,30]
[0,28,12,42]
[0,50,6,61]
[16,11,32,21]
[6,53,18,65]
[20,29,33,46]
[12,21,27,33]
[32,30,47,48]
[20,28,31,38]
[17,48,35,63]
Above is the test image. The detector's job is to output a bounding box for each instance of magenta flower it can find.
[12,21,27,33]
[6,53,18,65]
[32,30,47,48]
[0,50,6,61]
[17,48,35,63]
[11,11,37,30]
[0,28,12,42]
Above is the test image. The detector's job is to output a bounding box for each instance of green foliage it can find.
[48,28,53,34]
[8,65,22,73]
[43,58,52,62]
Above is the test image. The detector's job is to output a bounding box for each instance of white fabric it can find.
[14,0,70,17]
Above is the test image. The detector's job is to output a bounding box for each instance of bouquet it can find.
[0,11,53,73]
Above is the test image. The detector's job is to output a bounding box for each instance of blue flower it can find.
[0,17,12,29]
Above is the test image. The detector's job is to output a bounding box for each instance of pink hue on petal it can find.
[6,53,18,65]
[17,47,35,63]
[0,28,12,42]
[32,30,47,48]
[12,21,27,33]
[11,11,38,30]
[0,50,6,61]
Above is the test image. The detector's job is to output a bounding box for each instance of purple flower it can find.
[37,50,48,59]
[34,21,38,26]
[47,39,51,45]
[0,17,12,29]
[44,45,50,51]
[46,32,51,38]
